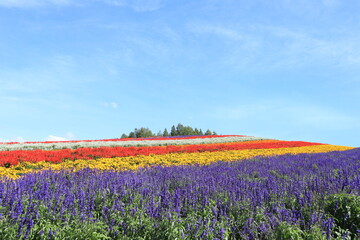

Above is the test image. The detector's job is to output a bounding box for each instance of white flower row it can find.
[0,136,270,151]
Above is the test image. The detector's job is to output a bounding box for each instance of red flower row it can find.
[0,140,322,167]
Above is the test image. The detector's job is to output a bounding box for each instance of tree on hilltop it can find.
[134,127,154,138]
[205,129,212,135]
[121,124,218,138]
[163,128,169,136]
[170,125,177,136]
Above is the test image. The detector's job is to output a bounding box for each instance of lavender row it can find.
[0,148,359,239]
[0,136,268,151]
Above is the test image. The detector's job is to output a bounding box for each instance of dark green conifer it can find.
[163,128,169,136]
[205,129,212,135]
[194,128,200,135]
[171,125,176,136]
[176,123,184,135]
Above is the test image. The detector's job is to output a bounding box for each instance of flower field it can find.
[0,135,359,239]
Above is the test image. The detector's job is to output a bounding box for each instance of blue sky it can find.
[0,0,359,146]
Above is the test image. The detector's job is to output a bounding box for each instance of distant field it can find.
[0,135,358,239]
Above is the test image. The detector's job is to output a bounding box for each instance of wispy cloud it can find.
[100,0,165,12]
[0,0,73,7]
[321,0,340,7]
[213,101,358,131]
[264,25,360,68]
[96,0,125,6]
[0,0,165,11]
[51,55,77,70]
[0,71,56,94]
[188,21,360,72]
[188,23,245,41]
[0,53,94,96]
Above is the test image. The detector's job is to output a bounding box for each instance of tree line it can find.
[120,123,217,138]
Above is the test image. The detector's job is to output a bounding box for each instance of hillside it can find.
[0,135,359,239]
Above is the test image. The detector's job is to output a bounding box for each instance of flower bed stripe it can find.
[0,135,266,151]
[0,140,322,167]
[0,134,240,145]
[1,144,354,179]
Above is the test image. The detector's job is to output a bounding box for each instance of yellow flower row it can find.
[0,144,354,179]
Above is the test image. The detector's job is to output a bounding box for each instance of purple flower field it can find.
[0,148,359,239]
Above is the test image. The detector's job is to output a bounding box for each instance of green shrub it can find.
[324,193,360,235]
[274,222,304,240]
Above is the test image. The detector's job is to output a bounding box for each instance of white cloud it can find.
[103,102,118,109]
[110,102,118,108]
[46,135,68,141]
[45,132,75,141]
